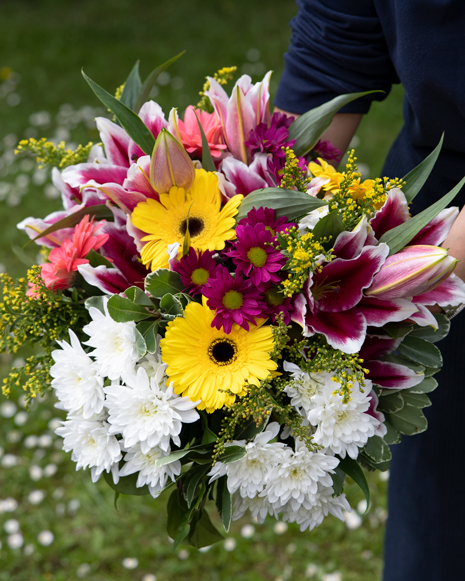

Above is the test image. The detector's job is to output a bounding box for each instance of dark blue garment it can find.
[275,3,465,580]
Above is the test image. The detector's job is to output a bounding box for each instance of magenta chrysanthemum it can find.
[173,247,219,295]
[245,112,295,158]
[262,284,294,325]
[227,223,287,287]
[313,139,342,162]
[238,207,295,238]
[202,266,267,333]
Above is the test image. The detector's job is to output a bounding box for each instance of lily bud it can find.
[149,128,195,194]
[366,244,458,300]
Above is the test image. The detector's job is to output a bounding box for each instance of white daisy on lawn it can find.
[282,362,326,416]
[119,443,181,498]
[50,330,104,419]
[104,367,199,453]
[55,416,122,483]
[83,300,140,383]
[260,439,339,513]
[307,376,379,459]
[208,422,285,499]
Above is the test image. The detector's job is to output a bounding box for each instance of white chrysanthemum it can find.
[307,377,379,459]
[283,362,327,415]
[232,494,275,524]
[135,349,166,381]
[208,422,285,498]
[119,443,181,498]
[83,300,140,383]
[55,416,122,483]
[260,439,339,513]
[298,204,329,233]
[50,330,104,419]
[104,367,199,453]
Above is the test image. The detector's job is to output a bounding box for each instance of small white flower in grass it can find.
[105,367,199,453]
[240,524,255,539]
[7,533,23,549]
[122,558,139,569]
[274,521,288,535]
[260,439,339,513]
[344,510,362,530]
[307,376,379,459]
[223,538,237,551]
[83,301,140,383]
[23,544,35,556]
[28,490,45,505]
[2,498,18,512]
[209,422,285,498]
[1,401,16,418]
[283,363,326,415]
[38,530,54,546]
[4,519,20,534]
[55,416,122,483]
[2,454,18,468]
[14,411,28,426]
[29,465,43,481]
[51,330,104,419]
[119,443,181,498]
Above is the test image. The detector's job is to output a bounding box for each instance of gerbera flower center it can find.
[265,225,276,236]
[247,246,268,267]
[265,286,284,307]
[222,290,244,310]
[208,337,238,366]
[179,217,205,238]
[191,267,209,286]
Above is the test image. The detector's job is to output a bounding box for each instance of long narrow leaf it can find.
[194,110,216,171]
[379,176,465,255]
[135,51,186,113]
[236,187,327,221]
[82,70,155,155]
[120,61,142,111]
[338,456,370,507]
[288,91,382,156]
[402,133,444,203]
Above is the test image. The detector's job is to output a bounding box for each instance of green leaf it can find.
[136,320,159,354]
[338,456,370,507]
[103,471,150,496]
[187,509,224,548]
[145,269,185,298]
[236,187,327,221]
[120,61,142,111]
[288,91,382,156]
[379,176,465,255]
[234,416,268,441]
[397,335,442,368]
[86,248,113,268]
[387,404,428,435]
[402,133,444,203]
[82,70,155,155]
[167,489,190,543]
[409,313,450,343]
[182,464,211,508]
[383,322,414,339]
[135,51,185,113]
[194,109,216,172]
[107,295,152,323]
[381,353,425,375]
[134,327,147,358]
[27,204,113,246]
[377,392,405,414]
[84,295,106,314]
[218,445,247,464]
[383,420,401,445]
[155,448,192,467]
[160,293,184,317]
[401,391,432,408]
[124,286,153,306]
[408,376,438,394]
[363,435,392,464]
[331,467,346,497]
[215,476,232,533]
[311,211,345,247]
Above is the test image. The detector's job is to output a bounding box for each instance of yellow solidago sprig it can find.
[277,226,334,298]
[197,66,237,112]
[280,147,311,192]
[0,268,88,402]
[15,138,95,170]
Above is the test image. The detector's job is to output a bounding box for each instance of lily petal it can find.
[95,117,131,168]
[409,207,459,246]
[365,360,424,389]
[333,216,368,259]
[413,273,465,307]
[306,309,367,354]
[370,187,409,239]
[358,296,418,326]
[77,263,129,294]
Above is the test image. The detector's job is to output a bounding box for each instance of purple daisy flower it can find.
[202,266,267,333]
[262,283,294,325]
[313,139,342,162]
[245,112,296,159]
[227,223,287,288]
[172,247,219,295]
[238,207,295,238]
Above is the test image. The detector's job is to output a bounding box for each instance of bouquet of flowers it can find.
[2,57,465,548]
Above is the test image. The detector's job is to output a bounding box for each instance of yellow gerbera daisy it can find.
[130,168,243,271]
[308,158,344,193]
[159,298,277,413]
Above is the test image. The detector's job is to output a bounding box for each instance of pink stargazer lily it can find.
[218,153,275,199]
[291,243,418,353]
[369,188,410,240]
[366,245,458,300]
[205,72,272,164]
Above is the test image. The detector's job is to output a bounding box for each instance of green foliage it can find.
[145,268,185,298]
[402,133,444,202]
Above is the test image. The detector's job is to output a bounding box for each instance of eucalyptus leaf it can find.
[379,176,465,255]
[215,476,232,533]
[377,392,405,414]
[236,188,327,222]
[145,269,185,298]
[136,320,159,354]
[383,420,402,445]
[409,314,450,343]
[107,295,152,323]
[194,109,216,172]
[124,286,153,306]
[408,376,438,394]
[135,51,185,113]
[338,456,370,508]
[288,90,382,156]
[134,327,147,358]
[82,70,155,155]
[401,391,432,408]
[363,435,392,463]
[387,404,428,435]
[402,134,444,203]
[398,335,442,368]
[120,61,142,111]
[160,293,184,316]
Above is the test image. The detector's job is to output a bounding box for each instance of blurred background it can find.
[0,1,404,579]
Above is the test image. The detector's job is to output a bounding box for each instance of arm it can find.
[443,206,465,283]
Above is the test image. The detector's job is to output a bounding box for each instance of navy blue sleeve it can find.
[274,0,399,114]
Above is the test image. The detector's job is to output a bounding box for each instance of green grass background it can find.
[0,1,404,579]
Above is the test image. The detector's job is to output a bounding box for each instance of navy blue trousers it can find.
[382,131,465,580]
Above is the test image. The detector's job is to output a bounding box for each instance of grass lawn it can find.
[0,1,405,579]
